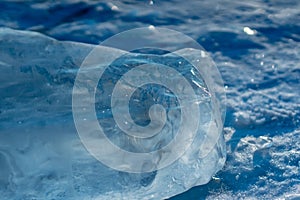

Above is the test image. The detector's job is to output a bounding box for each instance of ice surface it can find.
[0,28,226,199]
[0,0,300,199]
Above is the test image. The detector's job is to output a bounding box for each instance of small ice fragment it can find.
[148,25,155,30]
[243,27,256,35]
[109,3,119,11]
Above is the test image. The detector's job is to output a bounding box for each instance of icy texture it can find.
[0,28,225,199]
[0,0,300,199]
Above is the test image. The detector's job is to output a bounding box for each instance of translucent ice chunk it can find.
[0,28,226,200]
